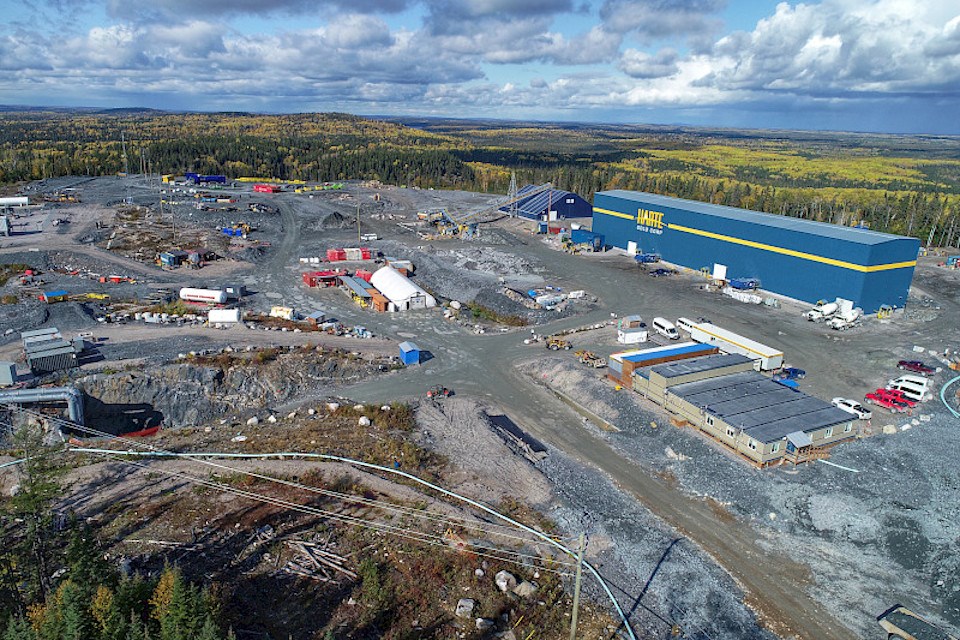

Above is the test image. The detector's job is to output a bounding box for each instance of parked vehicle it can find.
[886,379,929,403]
[832,397,873,419]
[675,317,697,333]
[574,349,606,368]
[652,317,679,340]
[888,373,931,390]
[827,306,863,330]
[775,367,806,380]
[897,360,936,375]
[880,388,918,408]
[546,337,572,351]
[864,390,908,413]
[426,385,452,398]
[634,253,661,264]
[649,268,677,277]
[803,300,838,322]
[866,388,916,410]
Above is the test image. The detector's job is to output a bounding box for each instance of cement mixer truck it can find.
[803,300,838,322]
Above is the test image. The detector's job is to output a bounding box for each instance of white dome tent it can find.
[369,265,436,311]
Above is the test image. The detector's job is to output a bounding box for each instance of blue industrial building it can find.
[592,190,919,313]
[501,185,592,221]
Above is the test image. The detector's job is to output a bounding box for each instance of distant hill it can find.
[1,108,960,242]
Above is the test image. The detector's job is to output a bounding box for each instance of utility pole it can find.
[356,185,362,246]
[508,171,518,218]
[569,533,585,640]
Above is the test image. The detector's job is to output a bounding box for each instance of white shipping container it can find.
[208,309,241,324]
[617,329,648,344]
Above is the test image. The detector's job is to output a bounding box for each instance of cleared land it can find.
[0,174,957,639]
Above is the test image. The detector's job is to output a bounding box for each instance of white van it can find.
[887,374,930,392]
[652,317,679,340]
[675,317,696,334]
[886,375,930,402]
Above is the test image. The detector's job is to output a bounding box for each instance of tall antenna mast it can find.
[121,132,129,175]
[508,171,518,218]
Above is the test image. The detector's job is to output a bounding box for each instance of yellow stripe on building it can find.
[592,207,636,221]
[666,223,915,273]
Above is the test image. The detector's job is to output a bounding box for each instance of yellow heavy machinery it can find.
[546,337,572,351]
[575,349,606,368]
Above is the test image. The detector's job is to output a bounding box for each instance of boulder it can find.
[455,598,475,618]
[246,416,259,426]
[267,414,278,424]
[513,581,538,598]
[495,570,518,593]
[476,618,495,631]
[358,416,372,427]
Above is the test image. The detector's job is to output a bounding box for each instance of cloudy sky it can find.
[2,0,960,133]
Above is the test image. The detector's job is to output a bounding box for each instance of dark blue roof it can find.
[501,185,584,217]
[598,190,912,246]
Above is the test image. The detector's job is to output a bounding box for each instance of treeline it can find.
[0,427,230,640]
[4,110,960,244]
[468,164,960,246]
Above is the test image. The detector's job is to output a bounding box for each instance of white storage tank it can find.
[179,288,227,304]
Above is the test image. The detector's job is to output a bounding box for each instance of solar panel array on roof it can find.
[500,185,591,220]
[670,370,852,443]
[652,353,753,379]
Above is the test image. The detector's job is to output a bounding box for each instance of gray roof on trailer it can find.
[21,327,60,339]
[27,345,77,360]
[598,190,913,246]
[652,353,753,379]
[669,370,852,443]
[25,338,75,356]
[339,276,372,298]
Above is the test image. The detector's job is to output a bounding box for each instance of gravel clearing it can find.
[538,448,777,640]
[521,356,960,637]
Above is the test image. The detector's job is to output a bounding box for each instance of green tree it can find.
[2,423,68,614]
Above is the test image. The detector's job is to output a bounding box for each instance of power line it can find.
[2,406,642,638]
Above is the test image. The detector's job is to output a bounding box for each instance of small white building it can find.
[369,265,436,311]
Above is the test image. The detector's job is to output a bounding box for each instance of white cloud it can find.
[619,48,680,78]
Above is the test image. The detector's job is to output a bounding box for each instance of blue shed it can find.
[501,185,592,221]
[591,190,920,313]
[398,341,421,366]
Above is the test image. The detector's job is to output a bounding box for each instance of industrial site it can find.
[0,170,958,640]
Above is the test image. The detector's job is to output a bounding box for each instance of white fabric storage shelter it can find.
[369,266,436,311]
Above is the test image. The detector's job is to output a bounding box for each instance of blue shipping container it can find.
[398,341,420,366]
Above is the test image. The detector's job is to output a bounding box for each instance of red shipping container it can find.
[360,248,372,260]
[326,248,346,262]
[354,269,372,282]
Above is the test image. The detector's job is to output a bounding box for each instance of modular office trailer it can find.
[687,322,784,371]
[592,190,920,313]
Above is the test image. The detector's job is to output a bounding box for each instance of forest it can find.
[3,109,960,245]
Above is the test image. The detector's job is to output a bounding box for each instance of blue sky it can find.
[3,0,960,134]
